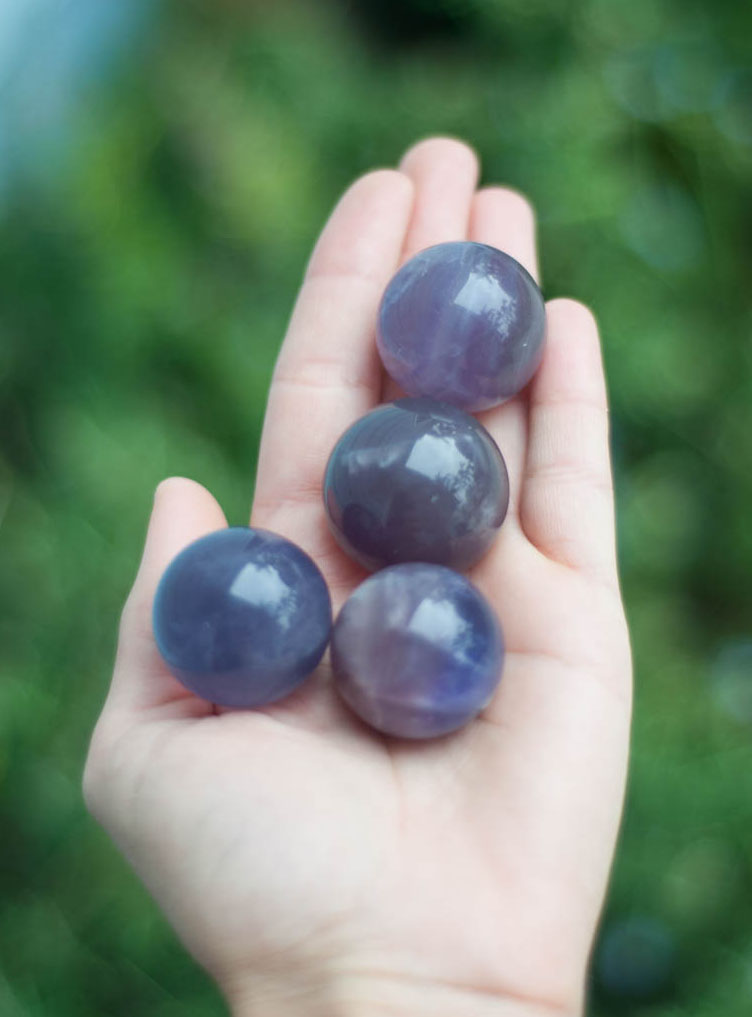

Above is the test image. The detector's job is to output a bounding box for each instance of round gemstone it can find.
[377,241,546,411]
[153,527,332,707]
[331,563,504,739]
[324,397,509,572]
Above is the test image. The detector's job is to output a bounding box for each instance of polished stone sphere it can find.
[324,397,509,572]
[153,527,332,707]
[331,563,504,738]
[377,241,546,411]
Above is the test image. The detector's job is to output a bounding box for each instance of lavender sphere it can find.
[377,241,546,411]
[324,398,509,572]
[153,528,332,708]
[331,564,504,739]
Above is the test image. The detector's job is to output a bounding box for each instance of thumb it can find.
[107,477,228,715]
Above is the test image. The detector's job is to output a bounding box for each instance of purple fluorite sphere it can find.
[331,563,504,739]
[377,241,546,411]
[324,397,509,572]
[153,528,332,708]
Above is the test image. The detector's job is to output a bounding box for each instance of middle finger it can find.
[381,136,479,402]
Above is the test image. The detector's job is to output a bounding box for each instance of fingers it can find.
[252,169,414,532]
[469,188,539,520]
[109,477,227,714]
[520,299,618,584]
[398,137,479,260]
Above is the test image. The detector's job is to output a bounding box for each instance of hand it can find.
[83,138,632,1017]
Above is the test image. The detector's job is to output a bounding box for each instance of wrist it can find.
[225,969,580,1017]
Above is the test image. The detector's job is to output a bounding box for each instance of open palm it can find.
[84,138,632,1017]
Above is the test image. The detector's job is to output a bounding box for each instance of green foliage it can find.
[1,0,751,1012]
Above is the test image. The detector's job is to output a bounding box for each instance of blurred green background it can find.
[2,0,752,1013]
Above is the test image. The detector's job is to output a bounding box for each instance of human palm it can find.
[84,139,632,1017]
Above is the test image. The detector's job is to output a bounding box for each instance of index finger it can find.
[252,170,414,542]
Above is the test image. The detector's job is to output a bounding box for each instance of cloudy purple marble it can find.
[377,241,546,411]
[153,527,332,708]
[331,563,504,739]
[324,398,509,572]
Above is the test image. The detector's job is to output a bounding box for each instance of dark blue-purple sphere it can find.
[153,528,332,708]
[324,398,509,572]
[331,563,504,739]
[377,241,546,411]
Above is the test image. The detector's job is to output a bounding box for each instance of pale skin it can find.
[83,138,632,1017]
